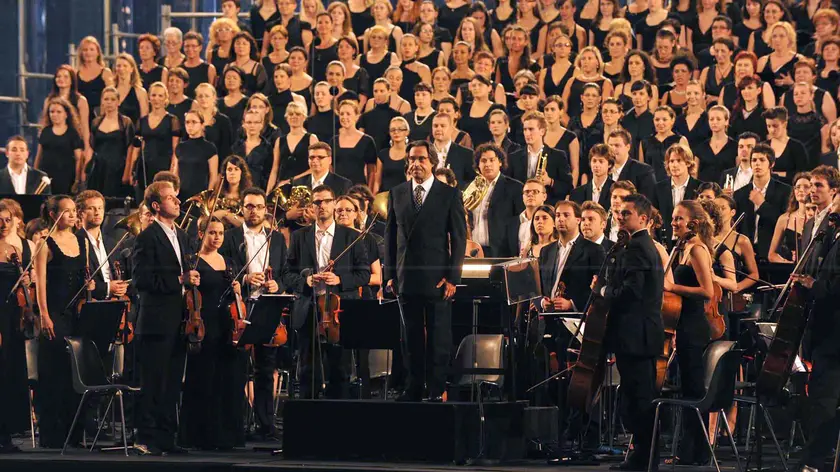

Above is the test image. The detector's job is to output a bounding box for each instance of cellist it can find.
[595,193,664,472]
[281,183,370,399]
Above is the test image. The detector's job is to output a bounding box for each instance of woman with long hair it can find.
[639,105,689,181]
[250,0,281,53]
[35,97,84,195]
[223,31,267,96]
[193,82,234,162]
[516,0,548,56]
[820,118,840,162]
[329,2,356,41]
[523,204,559,258]
[88,87,135,198]
[460,75,506,147]
[338,36,371,107]
[216,155,254,227]
[454,17,490,59]
[75,36,114,121]
[268,64,307,135]
[138,34,169,90]
[218,66,249,133]
[130,82,181,199]
[348,0,375,41]
[268,101,318,190]
[734,0,762,49]
[496,24,540,92]
[114,53,149,127]
[769,172,812,263]
[613,50,660,113]
[747,0,792,57]
[246,93,279,142]
[695,105,736,183]
[603,29,631,85]
[332,100,379,186]
[675,80,711,147]
[469,2,505,58]
[589,0,622,60]
[416,22,445,70]
[46,65,92,164]
[713,193,759,294]
[539,33,575,101]
[398,34,432,108]
[207,17,239,82]
[431,66,456,107]
[177,110,219,201]
[449,41,477,95]
[373,116,410,194]
[544,96,581,186]
[728,75,769,141]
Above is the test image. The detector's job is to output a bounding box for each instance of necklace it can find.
[413,110,433,127]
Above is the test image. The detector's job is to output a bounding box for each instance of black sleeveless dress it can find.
[460,102,505,147]
[78,70,107,120]
[209,45,234,86]
[231,138,273,189]
[184,62,212,98]
[360,53,391,96]
[277,132,315,183]
[330,133,378,184]
[38,126,84,195]
[136,113,182,191]
[177,137,217,201]
[218,96,249,134]
[377,148,407,192]
[140,64,165,90]
[542,63,575,99]
[311,42,339,83]
[119,87,142,127]
[204,113,234,163]
[695,137,737,184]
[38,237,85,448]
[90,116,135,198]
[704,64,734,105]
[400,61,423,109]
[565,77,607,120]
[0,243,33,443]
[642,134,683,182]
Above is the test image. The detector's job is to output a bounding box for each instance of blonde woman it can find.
[262,25,290,95]
[114,53,149,126]
[206,17,240,80]
[192,82,234,162]
[75,36,114,119]
[329,2,356,40]
[268,101,318,190]
[364,0,403,54]
[756,21,801,99]
[561,46,613,120]
[301,0,326,27]
[130,82,180,196]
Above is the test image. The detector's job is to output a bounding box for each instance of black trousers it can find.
[402,295,452,398]
[615,353,659,464]
[802,349,840,469]
[37,313,82,448]
[298,308,351,399]
[136,332,186,449]
[252,344,277,435]
[676,343,709,463]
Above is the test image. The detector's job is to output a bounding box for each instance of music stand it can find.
[240,294,294,346]
[338,299,401,350]
[75,300,128,358]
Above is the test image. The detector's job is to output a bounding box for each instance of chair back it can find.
[367,349,392,379]
[64,337,109,394]
[453,334,505,387]
[699,340,742,412]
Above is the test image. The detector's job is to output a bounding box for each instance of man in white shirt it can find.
[75,190,129,303]
[517,179,547,255]
[607,181,637,242]
[800,165,840,274]
[0,135,51,195]
[652,144,701,242]
[720,132,758,192]
[430,113,474,187]
[581,201,613,252]
[470,143,525,257]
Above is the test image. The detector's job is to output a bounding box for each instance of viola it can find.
[263,268,288,347]
[184,255,206,351]
[9,252,39,340]
[112,261,134,344]
[226,267,248,346]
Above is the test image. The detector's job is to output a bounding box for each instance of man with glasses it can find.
[287,142,352,229]
[282,185,370,399]
[220,187,286,440]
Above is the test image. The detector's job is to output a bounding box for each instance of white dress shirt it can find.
[518,210,532,254]
[527,145,544,178]
[551,233,579,308]
[813,205,831,239]
[314,221,336,295]
[671,176,689,207]
[434,141,452,169]
[611,160,628,182]
[471,173,502,247]
[155,218,183,269]
[733,166,753,191]
[311,172,328,189]
[591,176,608,204]
[752,179,770,244]
[411,175,435,205]
[608,213,619,242]
[9,165,27,195]
[243,225,269,275]
[593,234,606,246]
[84,228,111,293]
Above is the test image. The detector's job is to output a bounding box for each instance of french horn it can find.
[462,176,489,211]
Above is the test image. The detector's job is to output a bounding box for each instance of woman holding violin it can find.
[665,200,717,466]
[178,218,247,451]
[33,195,92,448]
[0,202,35,452]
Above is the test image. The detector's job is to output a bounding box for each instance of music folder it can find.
[337,299,401,350]
[239,294,293,346]
[75,299,128,353]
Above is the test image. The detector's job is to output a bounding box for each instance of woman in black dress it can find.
[562,46,613,121]
[75,36,114,122]
[366,0,403,54]
[460,75,506,147]
[177,110,219,201]
[613,50,660,114]
[373,116,409,194]
[194,83,234,163]
[747,0,791,58]
[639,105,687,182]
[311,12,340,83]
[756,21,802,101]
[568,83,605,180]
[207,18,238,87]
[89,87,135,198]
[719,51,776,110]
[332,100,378,186]
[262,25,290,96]
[0,204,34,452]
[223,31,267,97]
[251,0,282,52]
[160,27,186,71]
[695,105,737,183]
[183,32,218,99]
[47,66,92,162]
[138,34,168,90]
[269,102,319,191]
[662,55,696,117]
[698,38,735,107]
[178,219,246,450]
[539,33,575,101]
[166,67,194,129]
[130,83,181,200]
[215,156,254,228]
[34,196,89,448]
[232,109,274,191]
[360,25,400,95]
[218,67,250,134]
[270,0,314,51]
[786,82,827,169]
[337,37,371,107]
[675,81,711,147]
[268,64,308,135]
[360,78,401,152]
[416,22,445,71]
[765,106,809,182]
[768,172,812,263]
[114,53,149,128]
[666,200,717,466]
[728,75,769,142]
[34,97,84,195]
[246,93,280,144]
[348,0,375,41]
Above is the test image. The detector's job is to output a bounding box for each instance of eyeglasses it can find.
[312,198,335,206]
[309,155,329,160]
[523,189,544,196]
[390,127,409,133]
[244,204,266,211]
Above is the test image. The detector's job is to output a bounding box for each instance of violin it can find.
[263,268,289,347]
[316,260,342,345]
[9,252,39,340]
[112,261,134,344]
[184,255,206,352]
[226,267,248,346]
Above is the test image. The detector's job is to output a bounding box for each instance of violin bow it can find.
[64,232,132,312]
[713,213,745,252]
[319,213,379,274]
[8,209,67,297]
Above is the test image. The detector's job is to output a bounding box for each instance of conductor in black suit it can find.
[0,135,51,195]
[133,181,197,455]
[282,184,370,399]
[506,111,573,204]
[607,128,656,201]
[469,143,526,257]
[431,113,475,189]
[385,140,467,402]
[598,193,664,471]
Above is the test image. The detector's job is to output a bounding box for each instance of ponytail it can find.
[41,195,72,225]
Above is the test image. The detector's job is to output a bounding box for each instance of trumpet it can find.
[463,176,489,211]
[534,149,548,180]
[34,176,51,195]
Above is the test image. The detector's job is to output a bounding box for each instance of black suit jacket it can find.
[570,178,613,211]
[439,142,476,190]
[602,229,665,357]
[281,223,371,330]
[385,178,467,297]
[220,226,288,296]
[616,159,656,202]
[801,214,836,276]
[481,174,526,257]
[0,167,52,195]
[652,177,702,242]
[600,237,615,252]
[539,236,606,312]
[734,178,791,259]
[291,172,352,196]
[77,230,118,301]
[506,146,573,204]
[133,221,191,336]
[818,152,839,170]
[808,236,840,355]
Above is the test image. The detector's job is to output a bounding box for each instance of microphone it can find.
[329,86,341,97]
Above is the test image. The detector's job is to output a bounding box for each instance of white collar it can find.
[753,178,770,192]
[519,210,531,224]
[312,171,329,184]
[155,217,177,236]
[243,224,265,237]
[558,232,579,249]
[412,175,435,193]
[83,228,102,245]
[527,144,544,156]
[8,164,27,177]
[316,220,336,236]
[671,176,689,190]
[594,234,605,245]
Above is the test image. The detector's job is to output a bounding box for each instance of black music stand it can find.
[240,294,293,346]
[338,299,401,350]
[75,300,128,358]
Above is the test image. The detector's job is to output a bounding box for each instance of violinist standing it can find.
[0,204,35,452]
[133,181,197,456]
[179,218,245,450]
[595,194,664,472]
[384,140,467,402]
[282,184,370,399]
[34,196,93,448]
[220,187,286,441]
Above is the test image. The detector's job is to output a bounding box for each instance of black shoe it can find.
[162,445,189,455]
[396,391,422,402]
[424,395,444,403]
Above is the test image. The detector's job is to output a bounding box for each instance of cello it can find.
[111,261,134,344]
[567,229,630,412]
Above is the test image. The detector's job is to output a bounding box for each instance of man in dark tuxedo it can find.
[719,132,759,192]
[571,143,614,210]
[75,190,129,303]
[220,187,286,439]
[581,201,614,252]
[599,193,665,471]
[282,185,370,399]
[734,144,791,259]
[489,108,522,159]
[506,111,573,204]
[469,143,526,257]
[801,166,840,274]
[132,181,196,455]
[0,135,51,195]
[385,140,466,402]
[607,128,656,201]
[606,180,639,242]
[652,144,702,243]
[430,113,475,188]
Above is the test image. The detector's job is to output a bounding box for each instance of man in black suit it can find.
[606,180,639,242]
[0,135,51,195]
[290,142,352,196]
[282,184,370,399]
[469,143,526,257]
[220,187,286,439]
[719,132,759,192]
[385,140,466,402]
[76,190,129,303]
[506,111,573,204]
[801,166,840,274]
[652,144,702,243]
[430,113,475,188]
[734,144,791,260]
[571,143,615,210]
[599,193,665,471]
[133,181,196,455]
[581,201,614,252]
[607,128,656,201]
[489,108,522,160]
